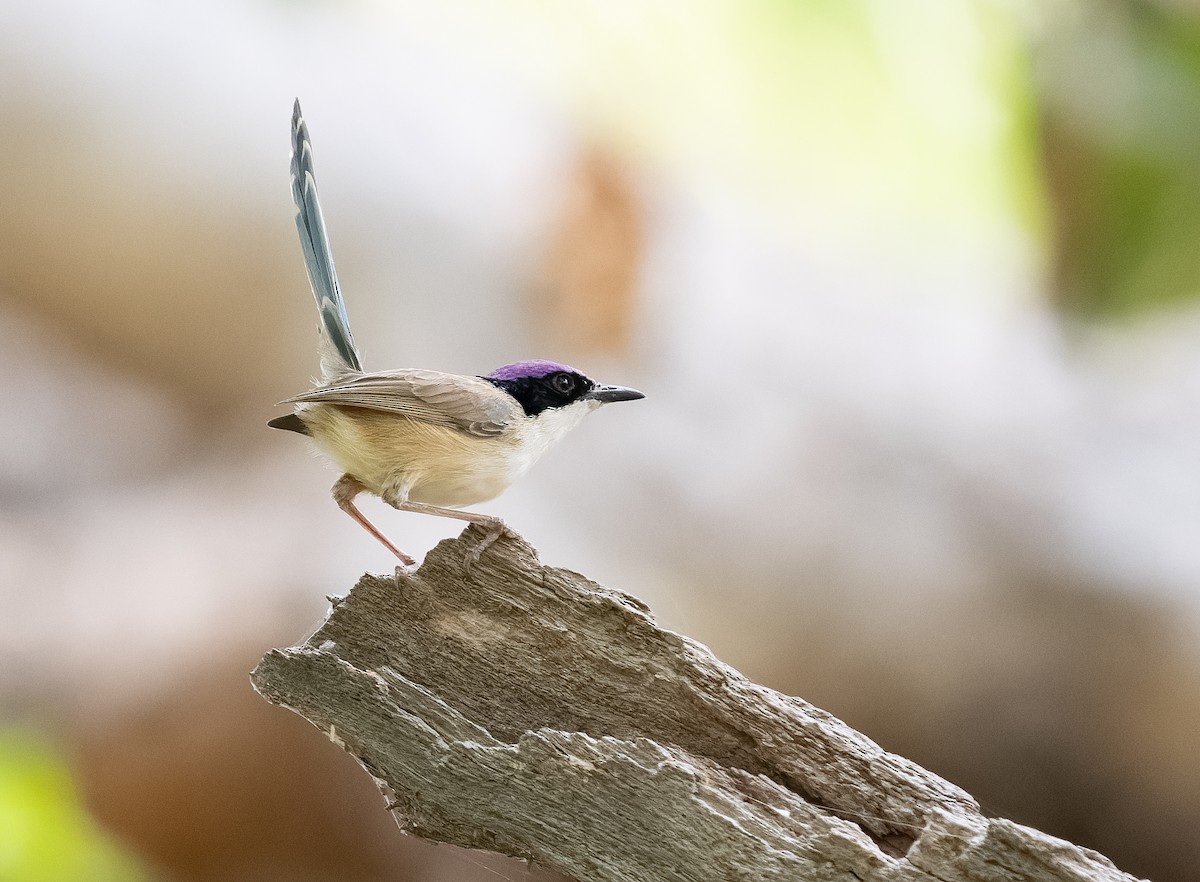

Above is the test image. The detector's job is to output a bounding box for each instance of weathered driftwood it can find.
[251,526,1142,882]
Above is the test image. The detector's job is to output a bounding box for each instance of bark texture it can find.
[251,526,1143,882]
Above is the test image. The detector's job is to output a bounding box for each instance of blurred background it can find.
[2,0,1199,879]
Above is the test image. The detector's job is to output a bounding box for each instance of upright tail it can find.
[290,99,364,379]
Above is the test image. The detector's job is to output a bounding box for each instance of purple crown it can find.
[485,360,579,381]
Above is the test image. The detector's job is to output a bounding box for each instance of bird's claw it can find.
[465,518,513,569]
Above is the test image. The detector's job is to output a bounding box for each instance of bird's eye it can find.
[551,373,574,394]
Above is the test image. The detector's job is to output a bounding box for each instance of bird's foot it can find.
[393,562,418,585]
[465,517,514,569]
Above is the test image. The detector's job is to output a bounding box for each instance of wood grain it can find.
[252,526,1143,882]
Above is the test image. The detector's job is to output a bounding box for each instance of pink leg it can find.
[389,499,502,527]
[387,499,512,564]
[332,474,415,566]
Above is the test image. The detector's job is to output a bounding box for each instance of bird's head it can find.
[482,360,644,418]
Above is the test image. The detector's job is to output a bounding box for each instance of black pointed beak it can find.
[586,384,645,403]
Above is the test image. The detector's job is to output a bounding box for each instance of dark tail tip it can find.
[267,413,310,435]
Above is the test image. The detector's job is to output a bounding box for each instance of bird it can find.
[270,100,645,566]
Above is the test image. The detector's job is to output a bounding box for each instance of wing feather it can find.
[284,370,515,437]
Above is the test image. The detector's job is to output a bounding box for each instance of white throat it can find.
[509,399,602,478]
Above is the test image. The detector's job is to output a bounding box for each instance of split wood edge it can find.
[251,526,1143,882]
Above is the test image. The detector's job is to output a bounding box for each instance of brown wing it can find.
[283,370,516,437]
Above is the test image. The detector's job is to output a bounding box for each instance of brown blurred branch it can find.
[251,527,1142,882]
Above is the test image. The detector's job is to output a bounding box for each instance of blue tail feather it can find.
[290,100,363,376]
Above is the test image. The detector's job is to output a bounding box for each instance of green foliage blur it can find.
[1039,0,1200,317]
[462,0,1200,318]
[0,731,146,882]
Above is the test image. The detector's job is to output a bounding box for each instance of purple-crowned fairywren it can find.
[270,101,644,565]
